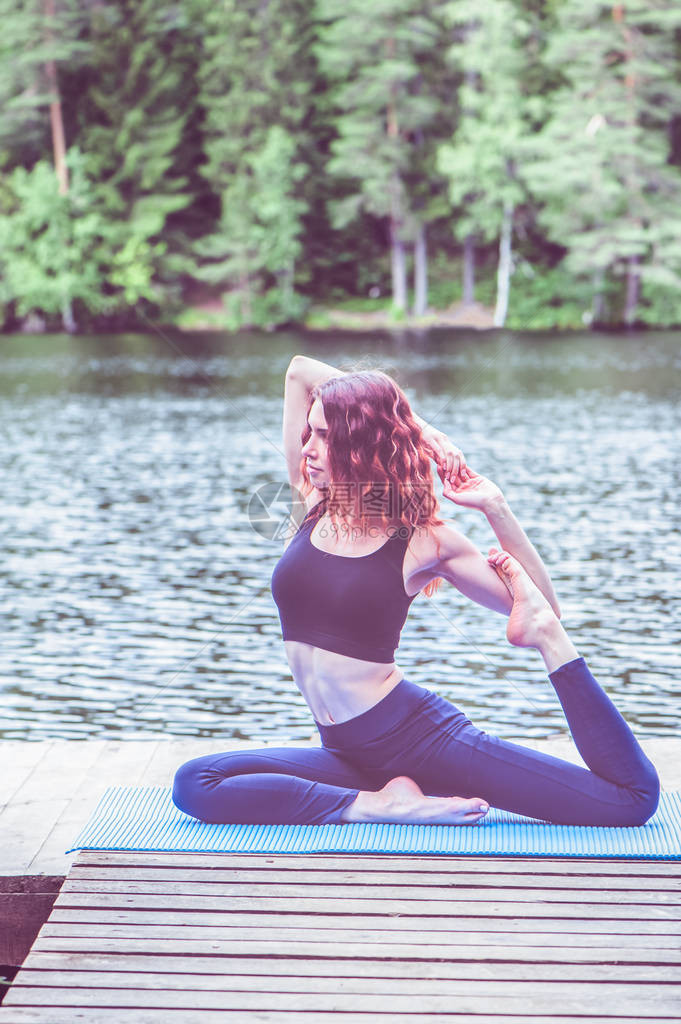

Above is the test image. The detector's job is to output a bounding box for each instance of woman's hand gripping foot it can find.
[340,776,489,826]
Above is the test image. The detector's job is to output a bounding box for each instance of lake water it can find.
[1,327,679,743]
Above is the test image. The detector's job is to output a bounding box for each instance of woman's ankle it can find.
[535,620,580,675]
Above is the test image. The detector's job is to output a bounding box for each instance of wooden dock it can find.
[1,850,680,1021]
[1,738,680,1020]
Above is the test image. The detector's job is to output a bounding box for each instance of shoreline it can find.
[7,300,681,336]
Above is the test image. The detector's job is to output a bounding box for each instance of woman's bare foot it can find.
[487,547,558,647]
[340,776,489,826]
[487,548,579,672]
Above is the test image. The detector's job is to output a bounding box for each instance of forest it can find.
[1,0,681,333]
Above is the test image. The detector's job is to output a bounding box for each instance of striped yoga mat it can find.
[67,786,681,859]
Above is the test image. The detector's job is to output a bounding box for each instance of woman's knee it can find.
[172,755,209,816]
[172,753,238,819]
[172,749,265,819]
[625,759,660,826]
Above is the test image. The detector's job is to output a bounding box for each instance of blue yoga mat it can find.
[67,786,681,859]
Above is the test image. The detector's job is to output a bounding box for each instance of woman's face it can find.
[302,398,331,488]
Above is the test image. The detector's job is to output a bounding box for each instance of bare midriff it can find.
[281,506,436,725]
[284,641,405,725]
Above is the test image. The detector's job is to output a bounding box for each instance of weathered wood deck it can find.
[1,738,680,1020]
[1,850,680,1021]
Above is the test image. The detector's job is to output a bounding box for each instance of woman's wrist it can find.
[482,491,510,520]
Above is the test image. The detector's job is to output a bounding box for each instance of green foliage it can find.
[73,0,199,302]
[505,263,594,331]
[636,283,681,328]
[426,250,497,309]
[195,123,309,327]
[437,0,530,242]
[0,157,99,319]
[0,150,163,324]
[316,0,450,309]
[192,0,314,326]
[523,0,681,322]
[0,0,681,330]
[0,0,88,166]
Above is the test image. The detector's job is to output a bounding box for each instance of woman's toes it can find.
[451,797,489,823]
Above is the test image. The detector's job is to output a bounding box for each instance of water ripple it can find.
[0,330,679,741]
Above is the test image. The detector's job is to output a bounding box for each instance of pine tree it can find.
[524,0,681,324]
[0,0,90,327]
[73,0,199,312]
[0,0,86,169]
[192,0,314,326]
[316,0,445,314]
[437,0,535,326]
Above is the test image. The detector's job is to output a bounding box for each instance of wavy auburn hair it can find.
[299,370,445,597]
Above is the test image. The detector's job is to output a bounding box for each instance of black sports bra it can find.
[271,502,417,663]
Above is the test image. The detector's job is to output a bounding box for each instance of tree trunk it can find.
[493,201,513,327]
[614,4,641,328]
[463,233,475,304]
[45,0,75,332]
[384,41,408,314]
[592,270,605,323]
[61,301,76,333]
[44,0,69,197]
[624,254,640,325]
[390,217,408,313]
[461,70,478,309]
[239,268,253,326]
[412,222,428,317]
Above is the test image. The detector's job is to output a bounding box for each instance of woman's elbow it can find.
[286,354,304,379]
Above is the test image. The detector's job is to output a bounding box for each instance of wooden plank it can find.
[7,844,680,1022]
[2,1011,678,1024]
[22,951,681,983]
[46,907,681,934]
[8,972,681,1016]
[0,741,52,814]
[7,741,108,804]
[11,970,680,999]
[73,850,681,875]
[35,925,679,954]
[0,741,106,874]
[66,865,681,891]
[5,986,681,1014]
[52,891,681,919]
[57,877,681,905]
[26,741,162,874]
[37,921,681,950]
[30,935,681,963]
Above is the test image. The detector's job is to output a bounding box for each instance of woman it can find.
[173,354,659,827]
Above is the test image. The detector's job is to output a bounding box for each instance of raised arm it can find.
[283,355,343,494]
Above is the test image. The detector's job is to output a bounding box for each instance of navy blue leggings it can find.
[172,658,659,827]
